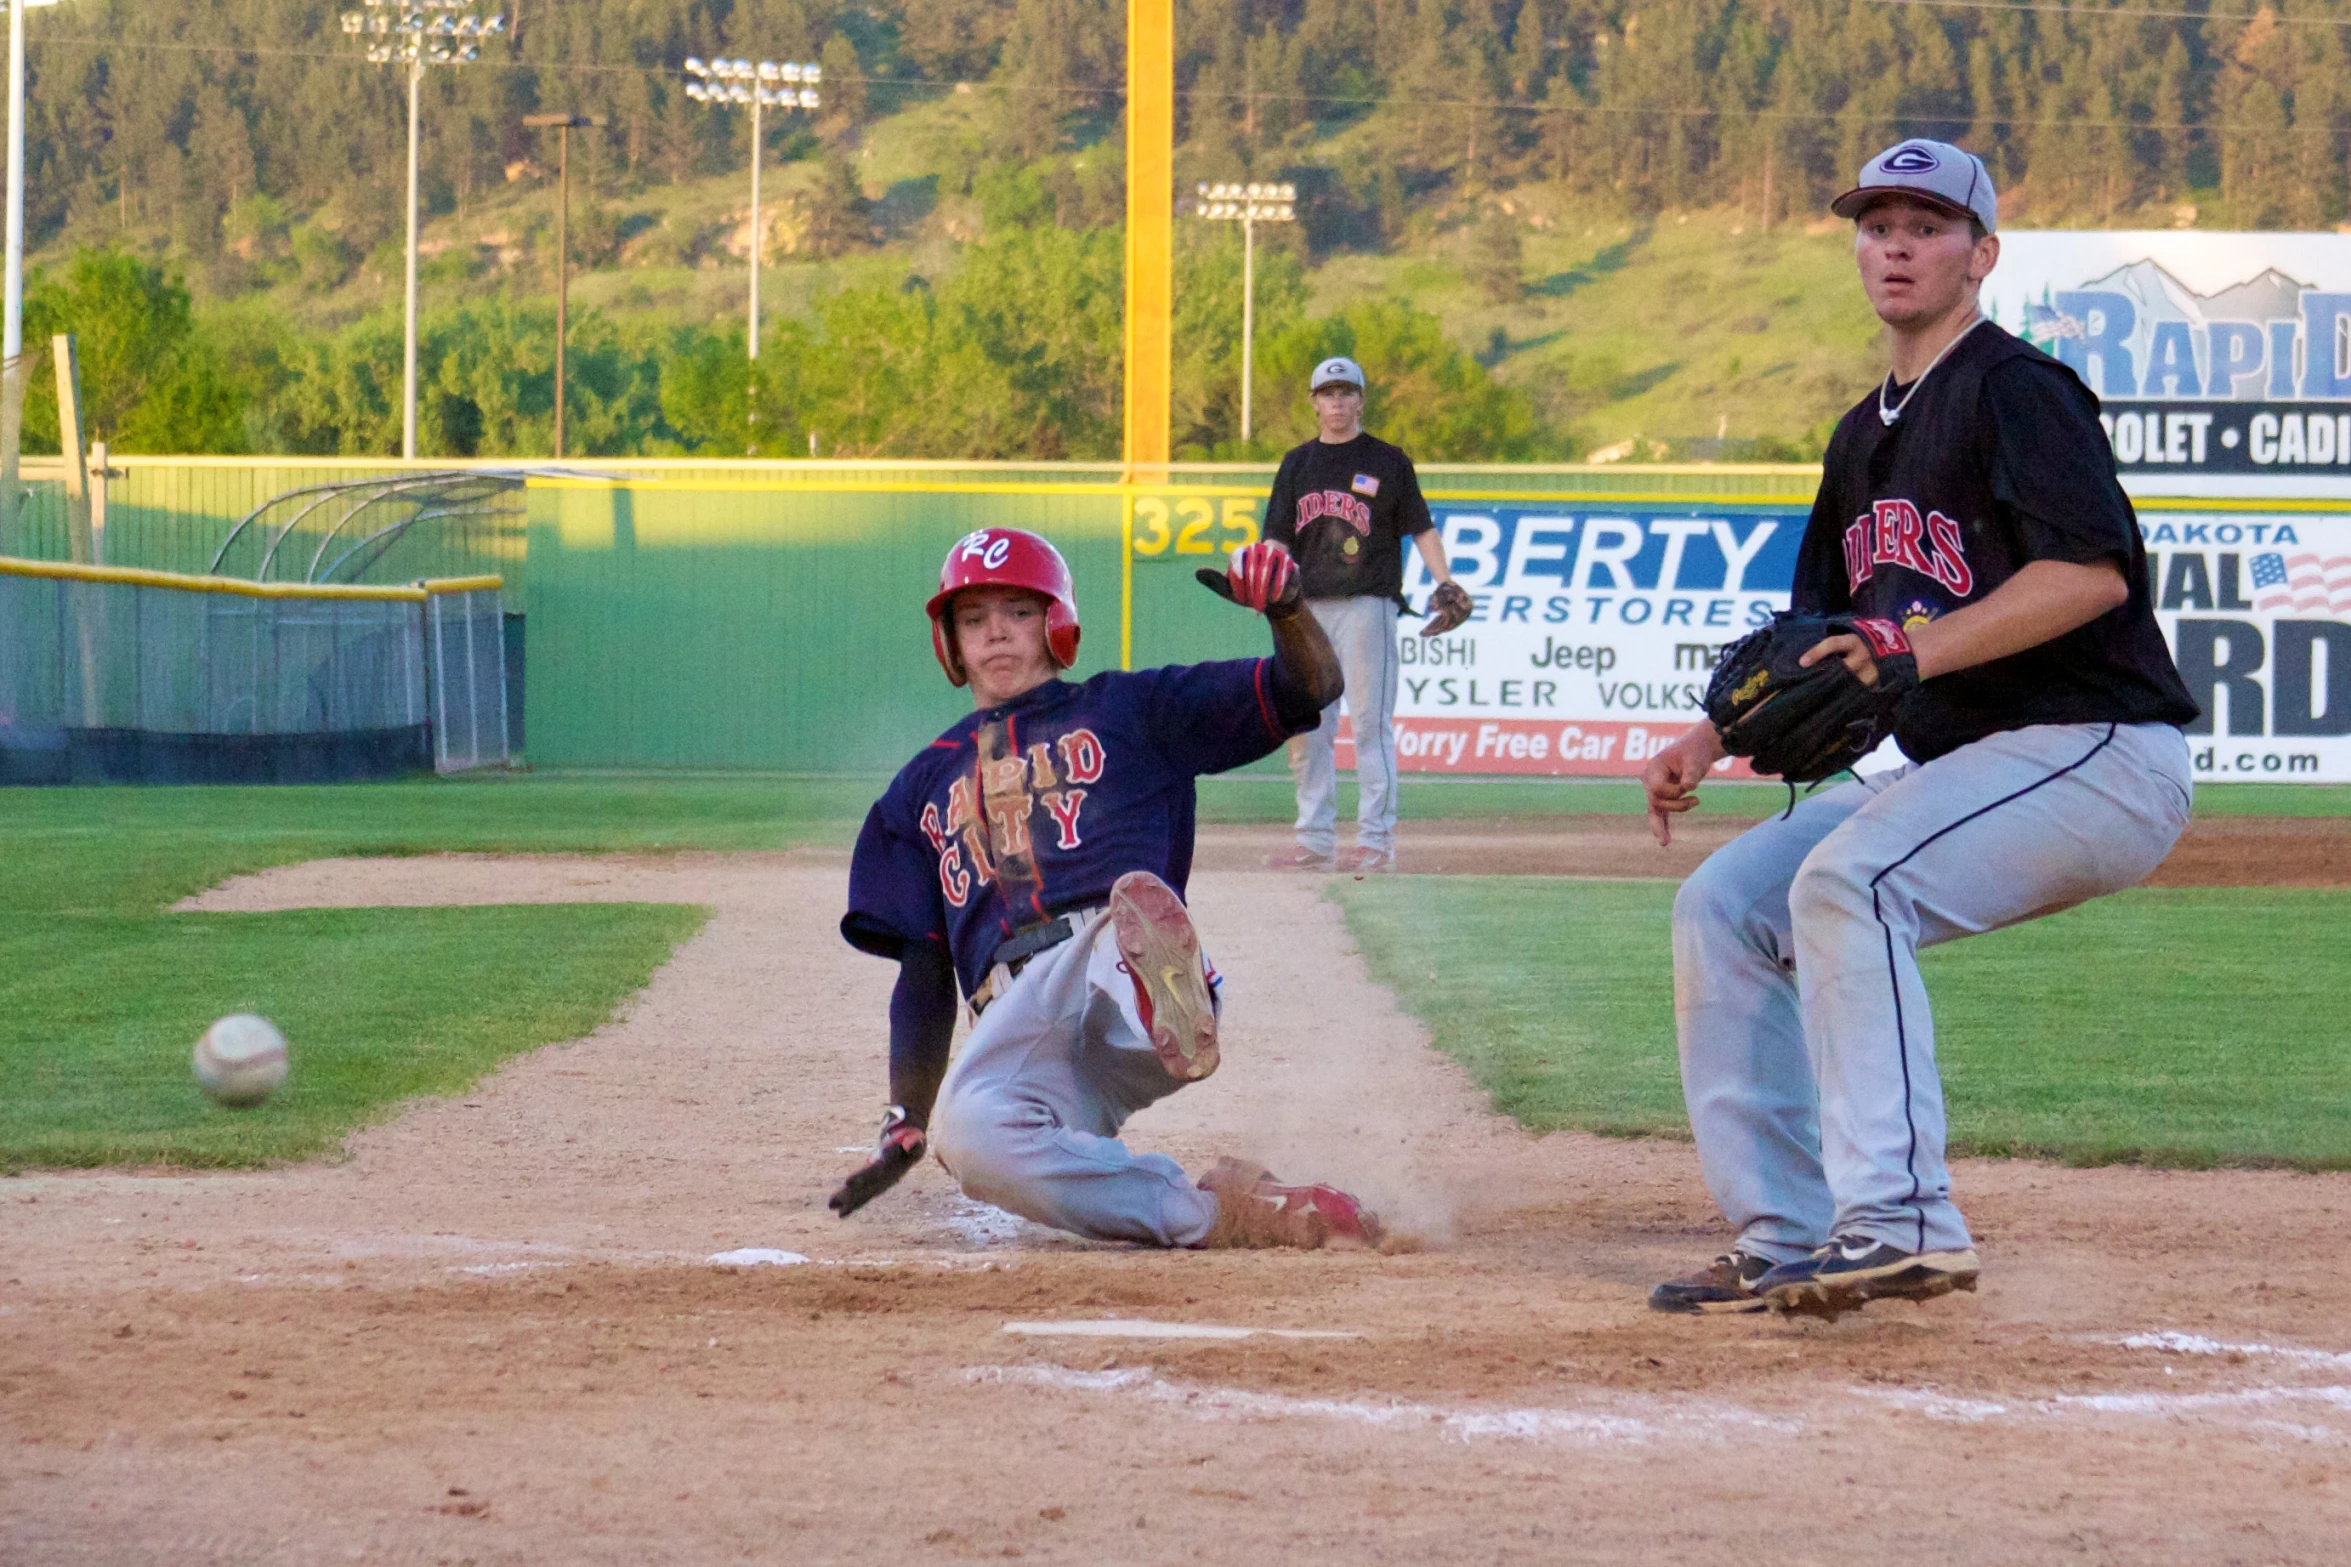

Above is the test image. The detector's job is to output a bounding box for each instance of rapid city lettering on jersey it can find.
[916,727,1108,908]
[1840,499,1977,597]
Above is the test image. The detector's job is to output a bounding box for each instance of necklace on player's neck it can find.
[1879,314,1986,426]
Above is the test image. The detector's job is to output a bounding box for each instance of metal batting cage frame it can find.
[0,559,508,785]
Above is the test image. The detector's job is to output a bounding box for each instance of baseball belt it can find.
[969,904,1106,1018]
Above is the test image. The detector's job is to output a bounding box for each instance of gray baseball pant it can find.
[1292,595,1402,857]
[1673,721,2193,1261]
[930,911,1219,1247]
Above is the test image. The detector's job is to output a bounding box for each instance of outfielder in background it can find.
[1263,355,1472,873]
[828,527,1384,1250]
[1642,140,2200,1318]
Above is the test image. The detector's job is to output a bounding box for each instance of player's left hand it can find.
[1419,580,1474,637]
[828,1106,927,1217]
[1195,541,1301,617]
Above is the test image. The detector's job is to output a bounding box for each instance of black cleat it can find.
[1757,1236,1981,1320]
[1648,1250,1775,1315]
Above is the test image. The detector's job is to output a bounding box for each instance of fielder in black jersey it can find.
[1260,355,1463,873]
[1797,320,2197,759]
[1640,138,2199,1320]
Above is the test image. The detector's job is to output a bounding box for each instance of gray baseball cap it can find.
[1831,139,1998,234]
[1310,356,1365,392]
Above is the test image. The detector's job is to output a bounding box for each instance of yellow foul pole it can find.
[1122,0,1173,479]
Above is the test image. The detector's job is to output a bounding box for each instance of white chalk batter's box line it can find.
[962,1329,2351,1448]
[963,1363,1796,1447]
[1002,1318,1361,1342]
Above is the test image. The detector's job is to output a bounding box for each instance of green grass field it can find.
[1334,877,2351,1169]
[4,772,2344,1172]
[0,774,878,1171]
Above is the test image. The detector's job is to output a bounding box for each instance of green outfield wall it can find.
[520,463,1823,771]
[2,457,1826,772]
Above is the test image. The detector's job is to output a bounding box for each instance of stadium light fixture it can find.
[341,0,506,459]
[1192,181,1296,442]
[680,56,819,365]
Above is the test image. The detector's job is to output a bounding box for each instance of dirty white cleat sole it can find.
[1109,870,1219,1082]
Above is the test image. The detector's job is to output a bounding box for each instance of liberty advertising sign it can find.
[1986,231,2351,475]
[1326,504,2351,783]
[1334,506,1805,779]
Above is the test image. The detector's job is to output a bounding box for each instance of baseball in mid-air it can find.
[192,1014,289,1108]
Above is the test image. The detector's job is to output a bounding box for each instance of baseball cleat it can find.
[1109,870,1219,1082]
[1758,1237,1981,1319]
[1262,845,1333,872]
[1195,1157,1383,1250]
[1648,1250,1775,1315]
[1335,845,1395,876]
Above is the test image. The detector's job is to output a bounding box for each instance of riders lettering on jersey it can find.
[1296,490,1373,535]
[1841,499,1976,598]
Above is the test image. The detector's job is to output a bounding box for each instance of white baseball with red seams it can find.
[193,1014,289,1108]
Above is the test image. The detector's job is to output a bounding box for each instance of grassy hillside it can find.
[1306,203,1882,458]
[51,81,1885,459]
[25,0,2333,457]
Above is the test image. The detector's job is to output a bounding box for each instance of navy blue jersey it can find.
[843,660,1314,998]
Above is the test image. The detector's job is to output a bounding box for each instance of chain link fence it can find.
[424,580,511,774]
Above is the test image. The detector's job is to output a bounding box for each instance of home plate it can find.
[1003,1318,1361,1342]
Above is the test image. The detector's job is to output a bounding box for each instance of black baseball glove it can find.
[1704,612,1919,784]
[828,1105,927,1217]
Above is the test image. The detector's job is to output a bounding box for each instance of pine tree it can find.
[1472,205,1522,302]
[820,34,869,134]
[191,84,256,213]
[2155,33,2194,202]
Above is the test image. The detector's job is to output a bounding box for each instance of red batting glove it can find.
[1224,541,1301,615]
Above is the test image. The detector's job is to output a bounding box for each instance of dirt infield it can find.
[5,847,2349,1564]
[1195,811,2351,884]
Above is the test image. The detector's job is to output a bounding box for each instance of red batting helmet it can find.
[926,527,1082,686]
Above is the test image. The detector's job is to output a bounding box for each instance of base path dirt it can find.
[1195,811,2351,885]
[4,849,2347,1563]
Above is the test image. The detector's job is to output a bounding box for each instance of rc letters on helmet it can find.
[957,530,1014,570]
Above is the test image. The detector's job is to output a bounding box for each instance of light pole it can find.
[0,0,60,556]
[1192,181,1294,444]
[522,112,604,459]
[682,57,817,363]
[343,0,504,459]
